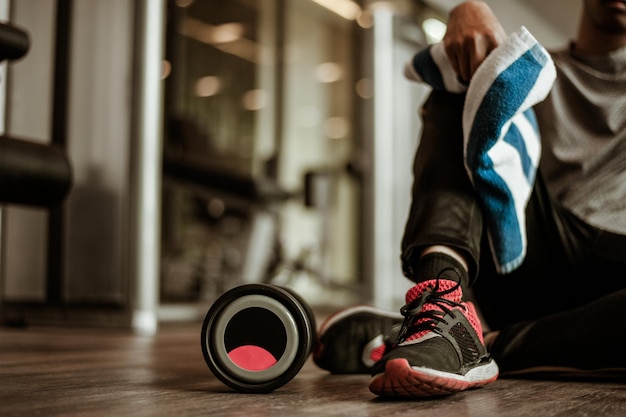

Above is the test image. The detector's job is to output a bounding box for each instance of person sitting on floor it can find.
[314,0,626,398]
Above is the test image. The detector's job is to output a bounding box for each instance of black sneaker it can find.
[314,305,403,374]
[369,274,499,397]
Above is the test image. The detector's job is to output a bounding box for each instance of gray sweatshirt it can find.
[535,44,626,234]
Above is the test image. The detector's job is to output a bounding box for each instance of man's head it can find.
[583,0,626,34]
[577,0,626,52]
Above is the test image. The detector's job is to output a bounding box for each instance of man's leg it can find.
[400,91,482,285]
[314,90,480,380]
[369,91,499,398]
[488,288,626,376]
[472,176,626,374]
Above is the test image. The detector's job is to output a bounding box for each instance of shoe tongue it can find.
[398,279,464,344]
[405,279,462,304]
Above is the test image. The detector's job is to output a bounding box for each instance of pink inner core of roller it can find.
[228,345,278,371]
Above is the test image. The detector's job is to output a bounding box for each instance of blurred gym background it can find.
[0,0,579,334]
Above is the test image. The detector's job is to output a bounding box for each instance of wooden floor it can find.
[1,322,625,417]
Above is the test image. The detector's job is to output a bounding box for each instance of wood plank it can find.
[1,324,625,417]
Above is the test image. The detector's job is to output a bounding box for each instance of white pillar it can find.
[130,0,166,335]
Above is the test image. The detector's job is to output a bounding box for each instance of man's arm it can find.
[443,1,507,82]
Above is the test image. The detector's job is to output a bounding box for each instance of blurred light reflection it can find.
[315,62,342,83]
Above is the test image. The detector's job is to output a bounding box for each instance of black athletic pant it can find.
[400,90,626,372]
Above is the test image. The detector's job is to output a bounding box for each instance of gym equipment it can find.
[0,22,29,61]
[200,283,316,393]
[0,21,72,208]
[0,136,72,207]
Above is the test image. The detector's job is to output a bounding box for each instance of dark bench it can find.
[0,22,72,207]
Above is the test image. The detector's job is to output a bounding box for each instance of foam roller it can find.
[201,284,316,393]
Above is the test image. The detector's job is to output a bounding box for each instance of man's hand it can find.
[443,1,507,82]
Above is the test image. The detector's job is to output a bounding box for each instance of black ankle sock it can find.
[411,252,469,287]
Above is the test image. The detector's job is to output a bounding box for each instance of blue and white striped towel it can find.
[405,26,556,274]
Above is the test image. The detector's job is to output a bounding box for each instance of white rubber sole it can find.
[369,358,499,398]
